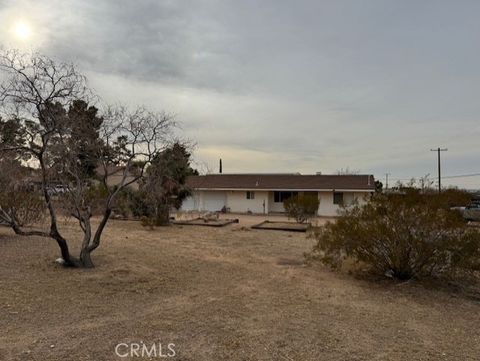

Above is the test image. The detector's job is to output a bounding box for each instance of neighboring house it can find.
[19,165,140,191]
[95,165,140,190]
[182,173,375,217]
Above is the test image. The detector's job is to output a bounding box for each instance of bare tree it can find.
[0,50,176,267]
[393,174,435,194]
[59,105,175,267]
[0,50,91,265]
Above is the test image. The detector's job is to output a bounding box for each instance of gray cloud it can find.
[1,0,479,188]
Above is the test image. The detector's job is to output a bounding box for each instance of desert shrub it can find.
[0,190,45,226]
[127,191,150,218]
[137,203,171,227]
[83,184,147,218]
[140,216,156,229]
[437,188,472,207]
[0,159,45,226]
[308,190,480,280]
[114,188,171,226]
[111,187,146,218]
[284,195,320,223]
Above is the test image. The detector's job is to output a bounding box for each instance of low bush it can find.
[284,195,320,223]
[115,188,171,227]
[139,204,171,227]
[0,190,45,226]
[113,188,149,219]
[308,190,480,280]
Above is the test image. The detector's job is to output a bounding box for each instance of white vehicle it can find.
[464,202,480,221]
[46,185,69,195]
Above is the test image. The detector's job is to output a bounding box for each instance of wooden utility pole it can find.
[385,173,390,190]
[430,147,448,193]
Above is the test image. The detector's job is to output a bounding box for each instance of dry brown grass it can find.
[0,219,479,361]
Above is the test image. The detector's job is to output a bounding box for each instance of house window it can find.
[246,191,255,199]
[273,191,297,203]
[333,192,344,205]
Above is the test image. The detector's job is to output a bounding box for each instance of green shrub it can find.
[114,188,149,218]
[85,184,107,212]
[308,190,480,280]
[139,206,170,229]
[284,195,320,223]
[140,216,156,229]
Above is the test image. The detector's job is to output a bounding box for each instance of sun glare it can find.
[13,20,31,40]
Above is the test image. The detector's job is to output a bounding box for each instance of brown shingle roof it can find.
[186,174,375,191]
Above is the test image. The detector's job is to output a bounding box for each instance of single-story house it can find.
[182,173,375,217]
[95,165,140,191]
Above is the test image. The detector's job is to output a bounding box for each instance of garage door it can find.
[203,192,226,212]
[181,196,196,211]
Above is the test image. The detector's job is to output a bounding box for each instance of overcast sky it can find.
[1,0,479,188]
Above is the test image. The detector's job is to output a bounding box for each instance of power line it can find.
[389,172,480,181]
[442,173,480,179]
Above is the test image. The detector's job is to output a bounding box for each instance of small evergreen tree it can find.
[139,143,196,226]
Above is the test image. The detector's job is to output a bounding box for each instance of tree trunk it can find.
[76,208,112,268]
[79,248,95,268]
[156,204,170,226]
[79,216,94,268]
[52,234,76,267]
[38,156,76,267]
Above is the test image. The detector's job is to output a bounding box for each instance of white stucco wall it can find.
[181,190,372,216]
[318,192,337,216]
[226,190,269,213]
[318,191,371,216]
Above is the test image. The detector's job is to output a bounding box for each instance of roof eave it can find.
[191,187,374,192]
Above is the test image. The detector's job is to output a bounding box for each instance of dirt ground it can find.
[0,217,479,361]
